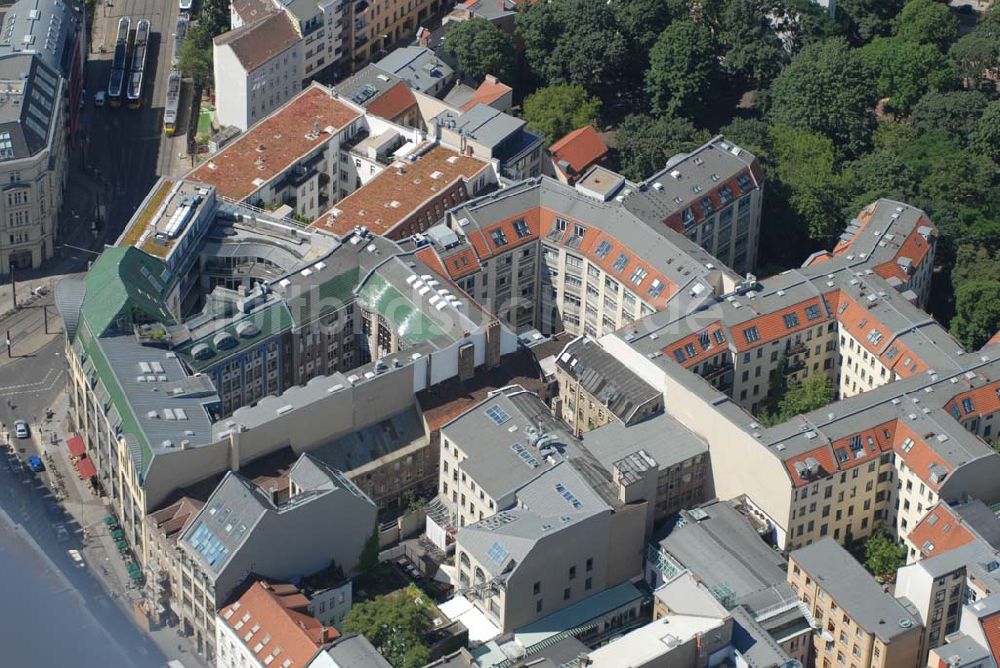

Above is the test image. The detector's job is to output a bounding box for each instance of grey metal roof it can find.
[308,407,427,474]
[457,462,610,577]
[55,276,86,340]
[373,46,452,93]
[0,0,84,76]
[434,104,524,149]
[0,53,60,160]
[791,537,920,642]
[658,500,788,606]
[953,499,1000,549]
[730,605,796,668]
[95,336,220,459]
[582,413,707,473]
[621,136,760,228]
[322,634,393,668]
[556,336,660,422]
[334,64,406,108]
[929,633,992,667]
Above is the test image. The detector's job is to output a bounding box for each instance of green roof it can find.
[79,322,153,474]
[358,273,446,344]
[285,267,362,328]
[178,300,294,371]
[81,247,175,338]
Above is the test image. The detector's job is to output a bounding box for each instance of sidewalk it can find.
[41,389,209,668]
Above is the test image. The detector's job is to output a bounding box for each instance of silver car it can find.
[13,420,28,439]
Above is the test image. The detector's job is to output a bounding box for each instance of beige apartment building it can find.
[789,538,923,668]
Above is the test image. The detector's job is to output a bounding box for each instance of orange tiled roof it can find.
[945,380,1000,425]
[873,217,936,283]
[988,330,1000,348]
[907,503,976,557]
[219,581,337,667]
[433,246,481,280]
[732,291,837,353]
[548,126,608,176]
[366,81,417,121]
[466,208,541,260]
[893,421,952,492]
[188,86,360,201]
[664,322,729,369]
[784,421,895,487]
[836,293,926,378]
[460,78,513,112]
[315,144,488,237]
[981,611,1000,663]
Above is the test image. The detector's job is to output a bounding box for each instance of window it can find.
[962,398,975,414]
[713,330,726,345]
[533,581,540,595]
[700,196,714,214]
[574,224,586,238]
[569,566,576,580]
[594,240,613,259]
[805,304,821,320]
[630,267,648,285]
[885,345,900,360]
[685,343,697,358]
[744,326,760,344]
[737,173,752,192]
[513,218,530,238]
[648,279,665,298]
[564,588,571,601]
[682,207,695,227]
[491,228,508,247]
[585,577,592,590]
[586,558,593,572]
[674,349,686,363]
[784,313,799,329]
[555,218,567,232]
[613,253,629,272]
[718,185,733,202]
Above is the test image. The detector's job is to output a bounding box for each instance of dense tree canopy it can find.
[864,532,906,581]
[950,31,1000,92]
[909,90,989,145]
[952,281,1000,351]
[970,102,1000,164]
[768,38,876,157]
[718,0,785,86]
[761,371,834,425]
[892,0,959,50]
[860,36,952,113]
[615,114,710,182]
[837,0,906,43]
[441,18,518,86]
[516,0,628,95]
[645,21,721,117]
[343,586,432,668]
[522,84,601,144]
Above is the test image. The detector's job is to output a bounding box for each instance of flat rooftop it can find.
[119,180,213,260]
[187,85,360,201]
[314,143,488,236]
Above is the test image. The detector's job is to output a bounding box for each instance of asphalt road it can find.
[84,0,183,246]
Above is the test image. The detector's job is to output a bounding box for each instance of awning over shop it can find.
[67,434,86,458]
[76,456,97,479]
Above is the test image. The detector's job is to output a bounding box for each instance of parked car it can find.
[52,523,69,542]
[45,501,62,520]
[94,91,106,107]
[14,420,29,439]
[27,455,44,472]
[67,549,84,567]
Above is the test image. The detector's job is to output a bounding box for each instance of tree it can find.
[441,18,517,86]
[645,21,720,118]
[909,90,989,146]
[200,0,231,38]
[516,0,629,95]
[761,371,833,425]
[522,84,601,144]
[970,102,1000,165]
[892,0,959,50]
[951,280,1000,350]
[343,585,432,668]
[612,0,680,57]
[837,0,905,43]
[860,36,953,113]
[864,532,906,581]
[771,0,843,53]
[844,149,917,216]
[952,245,1000,287]
[718,0,785,87]
[771,124,855,241]
[615,114,711,181]
[719,117,773,164]
[768,38,876,157]
[949,33,1000,91]
[178,22,213,86]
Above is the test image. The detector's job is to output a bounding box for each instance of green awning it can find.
[115,540,128,550]
[111,529,124,540]
[103,516,117,526]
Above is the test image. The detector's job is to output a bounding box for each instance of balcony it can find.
[784,359,806,376]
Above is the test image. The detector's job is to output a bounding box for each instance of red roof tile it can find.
[219,581,337,667]
[981,611,1000,663]
[664,322,729,369]
[548,126,608,176]
[907,503,976,558]
[315,144,489,238]
[784,421,895,487]
[188,86,360,201]
[873,217,936,283]
[460,77,512,112]
[365,81,418,121]
[945,380,1000,425]
[732,291,837,353]
[893,421,951,492]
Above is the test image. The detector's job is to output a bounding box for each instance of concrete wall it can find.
[213,45,249,131]
[215,485,377,604]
